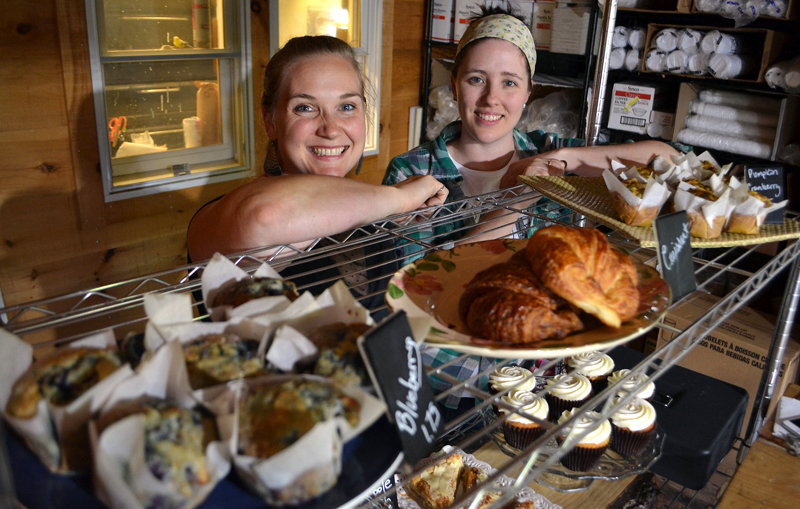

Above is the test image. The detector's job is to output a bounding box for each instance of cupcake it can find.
[500,390,549,450]
[609,397,657,456]
[556,409,612,472]
[567,352,615,393]
[545,373,593,420]
[488,365,537,396]
[608,369,655,401]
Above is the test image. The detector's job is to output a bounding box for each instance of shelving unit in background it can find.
[418,0,600,145]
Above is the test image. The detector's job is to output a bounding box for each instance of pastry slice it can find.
[406,453,464,509]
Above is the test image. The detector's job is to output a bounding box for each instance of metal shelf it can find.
[1,186,798,509]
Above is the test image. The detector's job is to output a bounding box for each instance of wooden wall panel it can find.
[0,0,428,334]
[389,0,427,159]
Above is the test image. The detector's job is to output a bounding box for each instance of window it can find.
[269,0,382,155]
[85,0,254,202]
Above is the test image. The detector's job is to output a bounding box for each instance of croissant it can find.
[459,252,583,343]
[525,225,639,328]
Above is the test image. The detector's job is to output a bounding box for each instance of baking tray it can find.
[519,176,800,248]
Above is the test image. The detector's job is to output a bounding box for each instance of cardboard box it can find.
[672,82,800,161]
[549,5,592,55]
[608,81,666,134]
[453,0,482,43]
[532,0,556,50]
[655,292,800,434]
[431,0,455,43]
[641,24,786,83]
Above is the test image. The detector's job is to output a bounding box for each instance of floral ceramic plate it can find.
[385,238,670,359]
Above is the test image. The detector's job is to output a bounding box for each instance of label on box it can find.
[432,0,455,42]
[744,164,785,225]
[549,6,590,55]
[653,210,697,301]
[358,311,442,465]
[454,0,483,42]
[608,83,662,134]
[533,0,555,50]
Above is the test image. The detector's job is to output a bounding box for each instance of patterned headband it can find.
[456,14,537,78]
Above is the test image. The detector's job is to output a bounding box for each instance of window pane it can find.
[102,0,225,51]
[277,0,359,47]
[103,59,224,162]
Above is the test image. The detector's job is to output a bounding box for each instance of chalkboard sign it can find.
[653,211,697,301]
[361,475,398,509]
[358,310,442,465]
[744,164,785,225]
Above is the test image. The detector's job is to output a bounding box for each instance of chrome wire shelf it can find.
[1,185,798,509]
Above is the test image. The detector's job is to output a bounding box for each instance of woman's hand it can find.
[500,156,567,189]
[394,175,449,211]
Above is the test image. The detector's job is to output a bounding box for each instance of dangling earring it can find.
[355,155,364,175]
[264,139,282,176]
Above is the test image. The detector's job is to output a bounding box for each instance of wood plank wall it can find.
[0,0,427,331]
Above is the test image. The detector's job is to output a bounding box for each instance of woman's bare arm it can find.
[187,174,447,262]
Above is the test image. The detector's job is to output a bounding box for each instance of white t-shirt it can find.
[448,149,519,197]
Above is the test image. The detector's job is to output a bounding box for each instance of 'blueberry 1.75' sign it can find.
[358,310,442,465]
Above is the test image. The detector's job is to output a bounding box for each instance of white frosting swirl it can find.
[546,373,593,401]
[490,366,536,392]
[608,369,656,400]
[568,352,615,378]
[557,409,612,445]
[500,390,549,424]
[610,397,657,431]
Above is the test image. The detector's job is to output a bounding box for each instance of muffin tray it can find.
[6,415,403,509]
[519,175,800,248]
[481,407,665,494]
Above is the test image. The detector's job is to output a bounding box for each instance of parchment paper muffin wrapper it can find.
[397,445,561,509]
[726,184,788,231]
[0,328,133,473]
[89,341,231,509]
[602,169,671,220]
[214,374,385,505]
[672,185,732,232]
[142,292,274,400]
[201,253,319,323]
[265,279,375,373]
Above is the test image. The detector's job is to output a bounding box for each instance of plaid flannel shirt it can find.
[383,122,586,409]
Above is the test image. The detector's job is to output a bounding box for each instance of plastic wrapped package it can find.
[689,101,779,127]
[628,28,647,50]
[425,85,459,140]
[651,28,679,52]
[687,53,709,75]
[700,30,742,55]
[645,49,669,72]
[695,0,725,12]
[677,29,704,55]
[761,0,787,17]
[618,0,641,6]
[768,57,800,93]
[516,91,579,139]
[666,51,689,74]
[625,49,642,72]
[677,128,772,159]
[720,0,758,27]
[684,114,776,142]
[613,26,629,49]
[698,89,781,112]
[610,47,627,70]
[778,144,800,165]
[707,53,756,79]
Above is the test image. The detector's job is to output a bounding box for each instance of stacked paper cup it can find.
[676,88,780,159]
[645,27,755,80]
[609,25,646,72]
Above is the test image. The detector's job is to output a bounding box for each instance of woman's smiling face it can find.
[452,38,532,150]
[264,55,366,177]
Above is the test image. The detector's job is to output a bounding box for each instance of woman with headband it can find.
[383,3,680,416]
[383,4,680,251]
